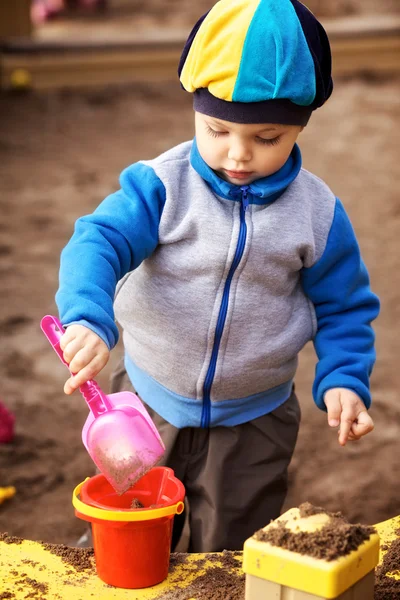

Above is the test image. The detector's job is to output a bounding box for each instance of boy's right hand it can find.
[59,324,110,394]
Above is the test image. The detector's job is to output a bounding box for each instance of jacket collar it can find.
[190,138,302,204]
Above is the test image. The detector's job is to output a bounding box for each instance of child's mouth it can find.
[224,170,253,180]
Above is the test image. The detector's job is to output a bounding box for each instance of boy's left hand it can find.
[324,388,374,447]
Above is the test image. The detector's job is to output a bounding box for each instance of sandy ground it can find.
[110,0,400,25]
[33,0,400,43]
[48,0,400,28]
[0,72,399,545]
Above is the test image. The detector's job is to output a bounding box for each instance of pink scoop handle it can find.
[40,315,112,416]
[40,315,71,368]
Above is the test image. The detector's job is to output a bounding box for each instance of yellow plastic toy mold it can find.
[243,507,380,599]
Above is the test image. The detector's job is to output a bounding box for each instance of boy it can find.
[56,0,379,552]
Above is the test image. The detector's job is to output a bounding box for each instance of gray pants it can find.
[110,360,301,553]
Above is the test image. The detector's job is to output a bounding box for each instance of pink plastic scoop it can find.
[40,315,165,494]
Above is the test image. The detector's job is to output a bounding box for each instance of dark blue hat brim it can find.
[193,89,312,126]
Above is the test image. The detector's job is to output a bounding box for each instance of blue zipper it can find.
[200,187,250,428]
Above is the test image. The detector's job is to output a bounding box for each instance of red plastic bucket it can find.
[72,467,185,589]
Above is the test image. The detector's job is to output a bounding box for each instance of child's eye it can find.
[256,136,281,146]
[206,125,227,138]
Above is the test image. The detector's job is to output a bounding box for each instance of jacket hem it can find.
[125,355,294,428]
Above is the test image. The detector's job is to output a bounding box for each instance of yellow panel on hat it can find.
[242,507,380,599]
[180,0,261,101]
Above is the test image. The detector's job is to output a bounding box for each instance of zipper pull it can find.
[241,186,250,211]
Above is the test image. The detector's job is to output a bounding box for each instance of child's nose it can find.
[227,138,252,163]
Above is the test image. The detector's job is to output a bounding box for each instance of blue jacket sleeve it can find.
[301,198,380,410]
[55,162,167,349]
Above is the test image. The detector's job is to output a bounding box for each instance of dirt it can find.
[158,566,245,600]
[159,551,244,600]
[40,542,95,571]
[168,553,189,571]
[0,533,24,545]
[130,497,144,509]
[375,531,400,599]
[92,445,149,494]
[0,20,399,559]
[253,502,376,560]
[12,578,48,598]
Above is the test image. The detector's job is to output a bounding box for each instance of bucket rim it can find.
[72,479,185,522]
[80,467,185,511]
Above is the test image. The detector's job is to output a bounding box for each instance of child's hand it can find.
[59,324,110,394]
[324,388,374,447]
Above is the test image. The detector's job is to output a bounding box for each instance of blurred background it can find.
[0,0,399,546]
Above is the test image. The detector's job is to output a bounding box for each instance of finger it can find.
[62,338,85,365]
[64,355,107,394]
[59,329,77,351]
[64,376,77,395]
[68,346,97,374]
[351,411,374,438]
[347,431,362,442]
[338,407,354,446]
[324,389,341,427]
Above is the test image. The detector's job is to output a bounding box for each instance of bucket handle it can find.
[72,480,185,522]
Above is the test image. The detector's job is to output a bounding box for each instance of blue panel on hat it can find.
[289,0,333,108]
[232,0,316,106]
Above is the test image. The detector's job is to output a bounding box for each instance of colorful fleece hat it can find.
[178,0,333,125]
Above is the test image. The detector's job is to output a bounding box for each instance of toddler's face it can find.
[195,112,303,186]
